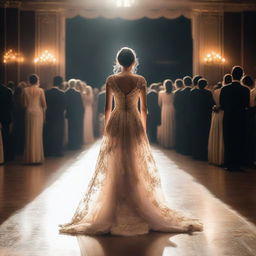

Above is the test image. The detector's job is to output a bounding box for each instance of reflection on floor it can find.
[0,140,256,256]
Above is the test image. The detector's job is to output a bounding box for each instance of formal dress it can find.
[147,90,161,143]
[220,81,250,170]
[23,85,46,164]
[59,74,203,236]
[0,84,13,162]
[192,88,214,160]
[173,88,183,153]
[208,88,224,165]
[82,92,95,144]
[65,88,84,150]
[178,87,192,155]
[157,91,175,148]
[44,87,66,156]
[11,86,25,157]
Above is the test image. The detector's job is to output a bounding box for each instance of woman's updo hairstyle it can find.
[114,47,138,74]
[163,79,173,94]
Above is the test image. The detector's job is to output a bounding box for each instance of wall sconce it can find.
[113,0,136,7]
[34,50,57,64]
[204,51,226,65]
[3,49,24,64]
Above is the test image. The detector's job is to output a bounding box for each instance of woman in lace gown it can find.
[59,47,203,236]
[157,79,175,148]
[82,84,95,144]
[23,74,47,164]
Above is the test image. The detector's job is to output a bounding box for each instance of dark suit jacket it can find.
[0,84,13,125]
[147,90,161,126]
[220,81,250,114]
[65,88,84,120]
[45,87,66,121]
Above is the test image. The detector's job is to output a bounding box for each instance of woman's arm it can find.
[139,78,148,132]
[104,79,113,132]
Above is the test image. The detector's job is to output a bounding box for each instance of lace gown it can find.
[59,75,203,236]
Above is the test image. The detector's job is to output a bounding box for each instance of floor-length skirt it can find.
[59,109,202,236]
[0,127,3,164]
[84,105,94,144]
[23,109,44,164]
[157,106,175,148]
[208,111,224,165]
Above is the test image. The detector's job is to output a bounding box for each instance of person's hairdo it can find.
[149,83,159,91]
[68,79,76,88]
[163,79,173,93]
[113,47,138,74]
[223,73,232,85]
[29,74,39,85]
[192,75,202,86]
[175,79,183,88]
[231,66,244,80]
[53,76,63,87]
[242,75,254,88]
[183,76,192,87]
[198,78,208,89]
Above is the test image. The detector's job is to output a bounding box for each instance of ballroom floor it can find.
[0,140,256,256]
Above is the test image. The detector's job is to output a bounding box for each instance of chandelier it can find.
[34,50,57,64]
[3,49,24,64]
[114,0,136,7]
[204,51,226,64]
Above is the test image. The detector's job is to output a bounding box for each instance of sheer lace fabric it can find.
[59,75,203,236]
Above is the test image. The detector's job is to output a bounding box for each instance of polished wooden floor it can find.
[0,140,256,256]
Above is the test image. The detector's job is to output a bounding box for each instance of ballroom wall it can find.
[1,3,256,87]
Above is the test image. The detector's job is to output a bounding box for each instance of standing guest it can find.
[65,79,84,150]
[60,81,69,147]
[11,81,27,158]
[173,79,184,153]
[178,76,193,155]
[208,74,232,166]
[190,75,202,156]
[23,74,46,164]
[147,83,161,143]
[44,76,66,157]
[241,75,255,166]
[82,84,95,144]
[157,79,175,148]
[97,84,106,136]
[220,66,250,171]
[0,83,13,162]
[192,79,214,160]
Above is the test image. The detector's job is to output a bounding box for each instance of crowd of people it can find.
[0,75,100,165]
[0,65,255,172]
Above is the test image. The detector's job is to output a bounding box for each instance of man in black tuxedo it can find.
[65,79,84,150]
[173,79,184,153]
[0,83,13,162]
[220,66,250,171]
[178,76,193,155]
[147,83,161,143]
[192,79,214,160]
[44,76,66,156]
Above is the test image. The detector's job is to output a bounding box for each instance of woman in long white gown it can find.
[157,79,175,148]
[23,74,46,164]
[59,47,203,236]
[208,74,232,165]
[82,84,95,144]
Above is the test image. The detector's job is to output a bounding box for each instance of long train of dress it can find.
[59,75,203,236]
